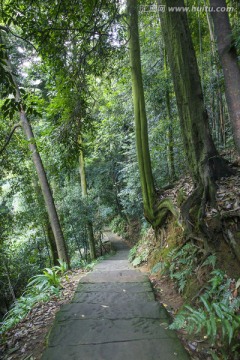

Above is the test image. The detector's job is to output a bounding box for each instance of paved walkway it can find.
[42,233,189,360]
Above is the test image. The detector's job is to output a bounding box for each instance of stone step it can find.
[106,251,130,260]
[55,301,169,321]
[93,260,132,271]
[42,338,189,360]
[47,318,177,347]
[81,270,149,283]
[76,282,153,293]
[72,289,155,304]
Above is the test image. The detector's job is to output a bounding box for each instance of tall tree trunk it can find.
[127,0,156,225]
[210,0,240,154]
[78,134,96,260]
[166,98,175,181]
[1,37,70,267]
[46,221,59,265]
[33,178,59,266]
[158,0,233,237]
[164,51,176,181]
[19,111,70,266]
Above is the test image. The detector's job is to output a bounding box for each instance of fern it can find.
[151,262,165,274]
[202,254,217,269]
[128,245,138,262]
[170,270,240,357]
[0,265,63,334]
[165,243,198,292]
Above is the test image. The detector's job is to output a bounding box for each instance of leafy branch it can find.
[0,122,21,155]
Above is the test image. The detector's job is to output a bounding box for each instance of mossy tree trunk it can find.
[210,0,240,154]
[78,134,96,260]
[158,0,232,222]
[127,0,180,229]
[127,0,156,225]
[157,0,235,251]
[164,51,176,181]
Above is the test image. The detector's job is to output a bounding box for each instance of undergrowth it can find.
[0,260,68,334]
[170,269,240,359]
[130,234,240,359]
[0,254,113,335]
[128,242,150,266]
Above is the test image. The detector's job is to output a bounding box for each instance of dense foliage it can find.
[0,2,240,356]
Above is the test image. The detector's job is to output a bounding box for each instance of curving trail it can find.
[42,232,189,360]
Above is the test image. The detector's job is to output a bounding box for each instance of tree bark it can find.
[156,0,234,248]
[210,0,240,154]
[20,111,70,266]
[164,51,176,181]
[46,221,59,265]
[33,178,59,266]
[127,0,156,225]
[78,134,96,260]
[158,0,232,211]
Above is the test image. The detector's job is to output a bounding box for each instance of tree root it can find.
[152,197,179,228]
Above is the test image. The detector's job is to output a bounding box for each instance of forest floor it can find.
[0,269,86,360]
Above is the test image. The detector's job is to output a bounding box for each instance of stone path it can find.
[42,233,190,360]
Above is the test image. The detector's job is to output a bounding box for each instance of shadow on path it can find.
[42,233,189,360]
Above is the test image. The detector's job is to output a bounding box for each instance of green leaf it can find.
[210,314,217,339]
[206,319,212,338]
[222,319,233,344]
[212,303,224,319]
[151,262,165,274]
[200,295,211,312]
[132,256,142,266]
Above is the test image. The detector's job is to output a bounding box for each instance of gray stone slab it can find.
[95,259,130,265]
[76,282,153,293]
[42,338,190,360]
[47,318,176,346]
[72,290,154,304]
[108,252,130,261]
[94,260,132,271]
[81,270,149,283]
[41,234,189,360]
[55,302,169,321]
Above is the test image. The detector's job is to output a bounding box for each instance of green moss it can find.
[183,277,201,302]
[148,248,164,269]
[176,189,187,207]
[148,222,184,270]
